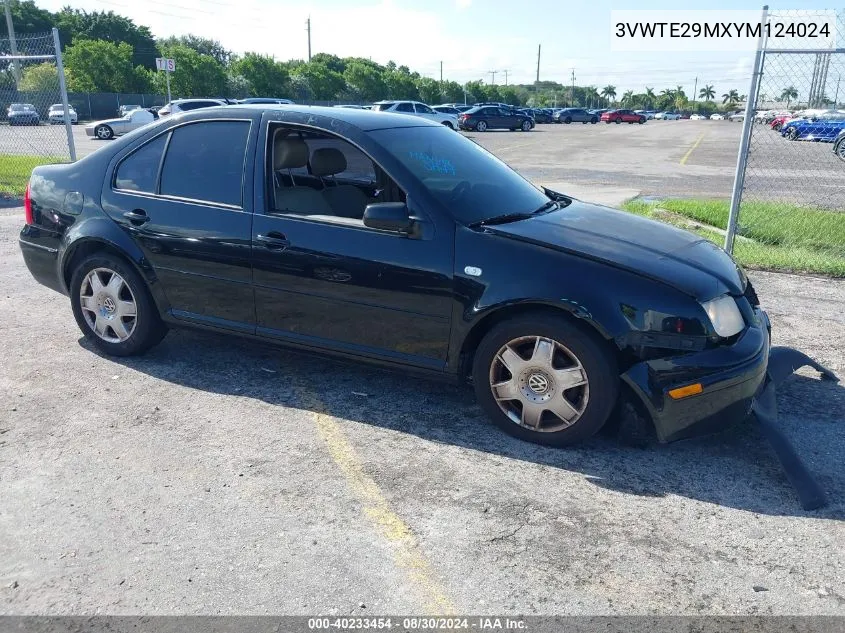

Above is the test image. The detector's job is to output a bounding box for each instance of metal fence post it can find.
[725,5,769,254]
[52,27,76,162]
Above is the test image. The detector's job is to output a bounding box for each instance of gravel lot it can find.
[1,197,843,615]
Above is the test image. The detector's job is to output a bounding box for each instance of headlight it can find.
[700,295,745,338]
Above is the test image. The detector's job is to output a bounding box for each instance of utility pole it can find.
[570,68,575,106]
[4,0,20,85]
[692,76,698,104]
[488,70,497,85]
[836,75,841,108]
[503,69,509,86]
[305,17,311,61]
[440,61,443,83]
[536,44,541,83]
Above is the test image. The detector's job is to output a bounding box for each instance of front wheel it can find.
[564,117,572,124]
[442,121,454,130]
[472,315,618,447]
[70,254,167,357]
[521,120,532,131]
[476,120,487,132]
[590,117,598,124]
[638,118,645,124]
[95,124,113,140]
[615,118,622,124]
[787,127,799,140]
[836,140,845,162]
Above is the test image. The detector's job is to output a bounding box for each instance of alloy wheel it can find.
[488,335,589,432]
[837,141,845,160]
[79,268,138,343]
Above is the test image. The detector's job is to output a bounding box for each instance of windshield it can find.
[370,125,550,225]
[10,104,33,111]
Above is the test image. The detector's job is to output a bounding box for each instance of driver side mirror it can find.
[363,202,414,233]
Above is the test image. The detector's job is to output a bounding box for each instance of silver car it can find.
[85,109,155,140]
[47,103,78,124]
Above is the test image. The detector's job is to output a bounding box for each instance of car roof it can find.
[200,103,441,131]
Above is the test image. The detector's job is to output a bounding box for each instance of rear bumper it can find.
[622,309,771,443]
[19,229,65,295]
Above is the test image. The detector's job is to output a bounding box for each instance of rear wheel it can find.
[638,117,645,124]
[590,117,598,124]
[442,121,455,130]
[521,120,532,131]
[564,117,572,124]
[476,120,487,132]
[787,127,799,140]
[472,315,618,447]
[836,139,845,162]
[615,117,622,124]
[70,254,167,357]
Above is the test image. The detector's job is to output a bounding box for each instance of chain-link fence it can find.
[731,9,845,275]
[0,30,74,195]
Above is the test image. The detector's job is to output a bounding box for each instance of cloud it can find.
[456,0,472,9]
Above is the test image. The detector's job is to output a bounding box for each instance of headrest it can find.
[310,147,347,177]
[274,136,308,170]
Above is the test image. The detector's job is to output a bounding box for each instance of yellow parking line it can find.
[295,383,456,615]
[680,132,706,165]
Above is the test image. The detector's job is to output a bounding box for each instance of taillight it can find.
[24,181,33,225]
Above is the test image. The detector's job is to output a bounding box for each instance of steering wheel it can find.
[450,180,472,203]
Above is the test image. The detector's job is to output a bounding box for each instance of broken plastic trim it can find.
[751,346,839,511]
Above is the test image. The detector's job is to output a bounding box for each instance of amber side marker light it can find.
[668,383,703,400]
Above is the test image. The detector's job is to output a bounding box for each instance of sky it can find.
[35,0,840,98]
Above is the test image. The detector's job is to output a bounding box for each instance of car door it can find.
[250,121,454,369]
[394,101,416,118]
[414,102,437,122]
[101,116,258,332]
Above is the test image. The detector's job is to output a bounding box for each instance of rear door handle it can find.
[256,231,290,249]
[123,209,149,226]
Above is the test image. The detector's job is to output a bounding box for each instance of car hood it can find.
[87,118,124,127]
[482,200,745,300]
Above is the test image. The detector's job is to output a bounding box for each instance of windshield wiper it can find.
[470,200,559,227]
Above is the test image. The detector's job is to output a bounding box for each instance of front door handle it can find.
[256,231,290,250]
[123,209,149,226]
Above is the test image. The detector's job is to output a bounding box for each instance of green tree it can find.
[621,90,634,106]
[343,61,386,102]
[415,77,441,104]
[153,43,227,97]
[780,85,798,108]
[699,84,715,101]
[600,85,616,105]
[64,38,149,92]
[230,52,289,97]
[643,86,656,108]
[291,62,345,100]
[441,80,464,103]
[6,0,53,35]
[722,89,740,107]
[310,53,347,75]
[18,61,60,92]
[157,35,231,66]
[384,68,419,100]
[56,9,157,69]
[499,86,521,106]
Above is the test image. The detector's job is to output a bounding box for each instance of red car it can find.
[601,109,646,124]
[770,114,797,131]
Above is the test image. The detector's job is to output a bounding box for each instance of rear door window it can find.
[114,133,168,193]
[395,102,414,113]
[159,120,251,207]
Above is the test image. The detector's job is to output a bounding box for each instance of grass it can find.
[621,199,845,277]
[0,155,66,197]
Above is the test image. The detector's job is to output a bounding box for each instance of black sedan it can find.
[553,108,599,124]
[458,106,533,132]
[20,104,771,448]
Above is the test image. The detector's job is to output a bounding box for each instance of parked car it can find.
[7,103,39,126]
[661,112,682,120]
[47,103,78,124]
[333,104,368,109]
[372,100,458,129]
[118,105,142,117]
[18,103,772,449]
[689,113,707,120]
[458,105,534,131]
[600,109,646,124]
[781,117,845,141]
[529,108,554,124]
[239,98,294,105]
[157,98,228,117]
[432,105,462,115]
[710,113,725,120]
[553,108,598,124]
[832,129,845,161]
[729,112,745,122]
[85,108,156,140]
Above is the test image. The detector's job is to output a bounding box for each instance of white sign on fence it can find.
[155,57,176,72]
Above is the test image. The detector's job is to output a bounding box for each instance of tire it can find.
[638,117,645,124]
[615,117,621,124]
[773,122,782,132]
[70,254,167,357]
[604,120,610,124]
[476,120,487,132]
[564,117,572,124]
[95,124,113,140]
[521,120,532,132]
[590,117,598,124]
[442,121,454,130]
[836,140,845,162]
[471,314,619,447]
[787,127,799,140]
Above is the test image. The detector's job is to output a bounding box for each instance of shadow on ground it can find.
[82,327,845,520]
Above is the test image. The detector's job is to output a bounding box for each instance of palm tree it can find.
[621,90,634,106]
[584,86,600,108]
[600,85,616,106]
[722,89,740,106]
[699,84,715,101]
[644,86,655,108]
[780,86,798,108]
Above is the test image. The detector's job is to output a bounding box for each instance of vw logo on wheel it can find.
[527,372,550,394]
[102,296,116,314]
